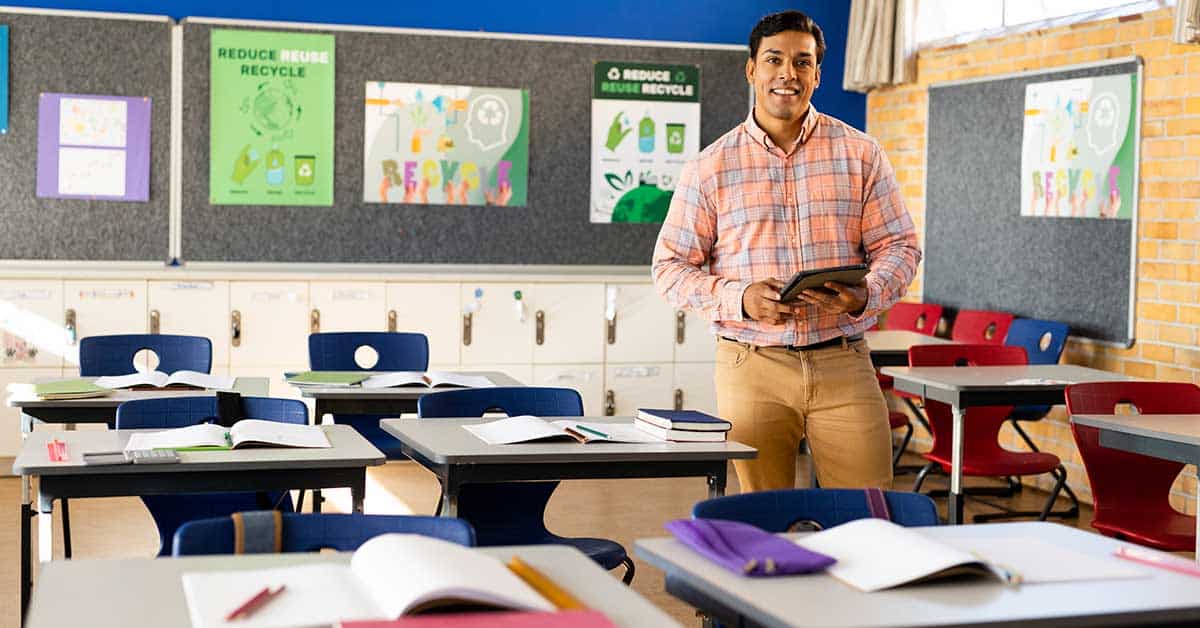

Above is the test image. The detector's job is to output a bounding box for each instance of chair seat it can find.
[1009,404,1052,421]
[925,450,1061,476]
[888,411,909,430]
[547,535,629,571]
[876,373,894,390]
[1093,510,1197,552]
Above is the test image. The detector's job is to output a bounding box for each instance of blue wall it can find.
[5,0,864,128]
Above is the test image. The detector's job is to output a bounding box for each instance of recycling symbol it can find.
[477,99,504,126]
[297,163,313,177]
[674,71,686,83]
[669,129,683,144]
[607,67,621,80]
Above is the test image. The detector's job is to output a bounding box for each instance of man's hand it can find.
[798,282,868,316]
[742,279,799,324]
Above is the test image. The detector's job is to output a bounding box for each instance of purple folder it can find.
[665,518,835,577]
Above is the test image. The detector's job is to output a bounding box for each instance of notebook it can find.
[635,409,731,432]
[123,420,331,451]
[27,378,112,400]
[286,371,494,389]
[285,371,372,387]
[182,534,556,628]
[94,370,235,391]
[337,610,615,627]
[462,416,660,445]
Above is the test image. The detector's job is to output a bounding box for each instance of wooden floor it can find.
[0,452,1106,627]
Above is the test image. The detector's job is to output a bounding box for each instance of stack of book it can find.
[634,409,731,442]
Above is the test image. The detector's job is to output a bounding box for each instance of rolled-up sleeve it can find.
[652,159,747,322]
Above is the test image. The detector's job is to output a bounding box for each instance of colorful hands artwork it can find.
[1099,188,1120,219]
[443,180,471,204]
[605,112,632,151]
[405,178,430,204]
[485,181,512,206]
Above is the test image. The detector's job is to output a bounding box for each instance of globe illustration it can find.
[611,183,672,223]
[252,87,297,134]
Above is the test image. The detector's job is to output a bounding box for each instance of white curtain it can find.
[843,0,918,94]
[1175,0,1200,44]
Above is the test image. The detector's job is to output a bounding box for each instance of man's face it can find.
[746,30,821,124]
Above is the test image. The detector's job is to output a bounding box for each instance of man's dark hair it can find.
[749,10,825,66]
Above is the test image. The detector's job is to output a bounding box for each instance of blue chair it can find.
[173,512,475,555]
[116,396,308,556]
[308,332,429,459]
[417,386,636,584]
[79,334,212,376]
[692,488,940,531]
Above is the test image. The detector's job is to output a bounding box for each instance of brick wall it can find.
[869,8,1200,512]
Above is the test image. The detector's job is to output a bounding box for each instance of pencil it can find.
[507,556,587,610]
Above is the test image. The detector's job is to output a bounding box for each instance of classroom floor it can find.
[0,451,1112,627]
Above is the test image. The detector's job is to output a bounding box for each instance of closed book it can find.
[636,409,731,432]
[634,420,727,442]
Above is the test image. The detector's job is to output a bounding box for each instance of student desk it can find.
[12,425,385,617]
[380,416,757,516]
[636,521,1200,628]
[1071,412,1200,554]
[879,364,1132,524]
[863,330,951,367]
[293,371,523,422]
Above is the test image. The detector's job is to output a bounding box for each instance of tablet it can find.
[779,263,870,302]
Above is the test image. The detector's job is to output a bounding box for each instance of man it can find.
[651,10,921,492]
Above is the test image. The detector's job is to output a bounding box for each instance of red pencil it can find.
[225,585,286,621]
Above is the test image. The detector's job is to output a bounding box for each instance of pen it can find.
[573,424,609,439]
[225,584,286,621]
[1114,545,1200,578]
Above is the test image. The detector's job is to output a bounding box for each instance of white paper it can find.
[462,415,568,445]
[182,563,385,628]
[59,97,127,147]
[230,420,330,449]
[943,537,1148,584]
[360,371,428,389]
[125,423,227,451]
[94,370,234,390]
[57,147,125,196]
[553,420,661,443]
[426,371,494,388]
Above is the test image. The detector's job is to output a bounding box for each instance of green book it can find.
[286,371,371,387]
[33,378,111,400]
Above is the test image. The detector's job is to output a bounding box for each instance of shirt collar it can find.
[743,104,819,154]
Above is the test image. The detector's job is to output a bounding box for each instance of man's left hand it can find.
[798,282,867,316]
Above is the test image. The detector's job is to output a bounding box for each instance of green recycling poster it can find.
[590,61,700,223]
[209,29,335,206]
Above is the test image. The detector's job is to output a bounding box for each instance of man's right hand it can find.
[742,278,797,324]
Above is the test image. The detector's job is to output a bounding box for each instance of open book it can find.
[182,534,556,628]
[287,371,494,390]
[463,416,661,445]
[94,370,235,391]
[795,518,1146,592]
[123,420,330,451]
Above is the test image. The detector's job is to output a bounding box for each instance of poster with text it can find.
[35,93,151,201]
[364,82,528,206]
[1020,73,1137,219]
[591,61,700,223]
[209,29,334,206]
[1,25,8,134]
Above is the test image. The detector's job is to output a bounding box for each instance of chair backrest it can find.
[172,512,475,555]
[908,343,1027,369]
[881,302,944,337]
[308,332,429,372]
[1004,318,1069,365]
[949,310,1015,345]
[418,386,584,418]
[692,488,939,531]
[79,334,212,376]
[116,396,308,429]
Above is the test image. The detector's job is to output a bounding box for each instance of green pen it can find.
[573,424,609,439]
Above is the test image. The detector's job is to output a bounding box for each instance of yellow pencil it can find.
[507,556,587,611]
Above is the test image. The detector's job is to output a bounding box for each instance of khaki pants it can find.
[715,337,893,492]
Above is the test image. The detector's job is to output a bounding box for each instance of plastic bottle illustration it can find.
[265,146,285,186]
[638,112,655,153]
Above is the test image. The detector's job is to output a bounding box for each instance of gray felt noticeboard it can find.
[924,58,1141,346]
[179,20,748,265]
[0,10,172,261]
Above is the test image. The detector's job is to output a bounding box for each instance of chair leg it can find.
[891,422,914,469]
[1010,419,1041,452]
[901,397,932,434]
[911,462,938,493]
[971,466,1080,523]
[295,490,306,513]
[620,556,636,585]
[61,498,72,559]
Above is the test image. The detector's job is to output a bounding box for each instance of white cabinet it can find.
[532,364,603,415]
[460,283,533,365]
[533,284,604,364]
[673,362,718,415]
[603,283,675,363]
[0,367,62,456]
[311,282,387,333]
[0,280,66,369]
[604,363,674,416]
[386,283,461,367]
[480,364,533,389]
[229,282,310,368]
[674,310,717,363]
[148,281,230,368]
[63,281,147,370]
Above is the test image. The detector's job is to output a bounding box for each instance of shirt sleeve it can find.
[848,141,922,323]
[651,158,748,322]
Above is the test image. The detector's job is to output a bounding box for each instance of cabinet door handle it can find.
[64,309,77,345]
[149,309,160,334]
[606,314,617,345]
[310,308,321,334]
[387,309,397,332]
[535,310,545,345]
[604,390,615,416]
[231,310,242,347]
[462,313,473,346]
[674,388,684,411]
[676,311,686,344]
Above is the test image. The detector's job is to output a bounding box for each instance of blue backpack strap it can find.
[864,488,891,521]
[231,511,282,554]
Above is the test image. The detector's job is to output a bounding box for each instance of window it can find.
[917,0,1174,48]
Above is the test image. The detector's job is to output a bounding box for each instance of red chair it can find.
[876,302,943,469]
[909,344,1077,522]
[949,309,1015,345]
[1064,382,1200,551]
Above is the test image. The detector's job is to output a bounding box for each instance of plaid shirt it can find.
[652,107,921,347]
